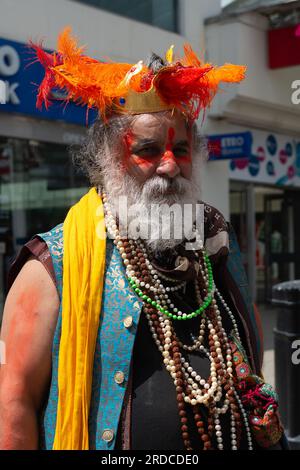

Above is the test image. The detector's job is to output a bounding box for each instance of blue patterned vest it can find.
[38,222,261,449]
[39,223,143,449]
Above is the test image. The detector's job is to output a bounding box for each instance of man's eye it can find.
[136,147,160,157]
[173,147,189,157]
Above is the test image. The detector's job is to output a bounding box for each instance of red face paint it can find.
[178,126,192,164]
[161,150,175,162]
[122,130,156,181]
[123,130,134,162]
[131,156,154,171]
[166,127,175,151]
[122,123,193,183]
[160,127,177,164]
[163,126,192,165]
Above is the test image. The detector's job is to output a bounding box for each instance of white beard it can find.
[101,157,203,253]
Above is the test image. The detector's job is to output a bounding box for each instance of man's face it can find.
[121,112,192,185]
[101,111,201,251]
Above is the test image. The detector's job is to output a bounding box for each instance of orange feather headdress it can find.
[29,27,246,122]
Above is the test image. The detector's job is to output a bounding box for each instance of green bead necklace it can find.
[128,252,214,321]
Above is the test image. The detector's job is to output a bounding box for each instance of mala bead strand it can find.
[131,240,215,321]
[193,405,213,450]
[101,188,255,450]
[233,388,254,450]
[136,239,187,290]
[171,339,193,450]
[215,287,241,342]
[104,189,215,320]
[230,408,238,450]
[144,307,164,353]
[210,285,254,450]
[214,413,224,450]
[210,305,246,450]
[207,414,215,444]
[227,388,239,450]
[179,295,251,450]
[147,306,217,451]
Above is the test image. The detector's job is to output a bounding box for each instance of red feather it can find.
[28,41,63,109]
[154,65,213,119]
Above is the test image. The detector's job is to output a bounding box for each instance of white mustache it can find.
[141,175,191,199]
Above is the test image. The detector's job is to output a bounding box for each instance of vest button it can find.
[123,316,133,328]
[102,429,114,442]
[114,371,125,385]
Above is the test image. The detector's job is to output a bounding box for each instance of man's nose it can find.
[156,151,180,178]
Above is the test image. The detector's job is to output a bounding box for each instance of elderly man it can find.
[0,29,284,450]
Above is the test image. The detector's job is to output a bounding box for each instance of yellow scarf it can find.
[53,188,106,450]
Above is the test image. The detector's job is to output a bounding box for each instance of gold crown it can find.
[113,86,174,115]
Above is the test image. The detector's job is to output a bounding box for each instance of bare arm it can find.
[0,258,59,449]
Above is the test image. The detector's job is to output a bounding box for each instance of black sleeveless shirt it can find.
[116,279,253,450]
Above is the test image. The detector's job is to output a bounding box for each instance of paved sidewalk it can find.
[257,302,278,388]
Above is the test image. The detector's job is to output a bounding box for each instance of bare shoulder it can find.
[0,257,59,408]
[1,256,59,337]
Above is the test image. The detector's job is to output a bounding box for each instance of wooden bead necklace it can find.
[101,188,253,450]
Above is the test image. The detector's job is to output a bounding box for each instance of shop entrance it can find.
[263,190,300,300]
[230,182,300,303]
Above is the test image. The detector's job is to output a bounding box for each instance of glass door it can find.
[0,136,89,315]
[263,191,300,301]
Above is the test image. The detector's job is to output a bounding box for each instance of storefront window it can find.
[71,0,178,32]
[230,181,300,303]
[0,137,89,310]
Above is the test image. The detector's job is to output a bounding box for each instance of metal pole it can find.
[288,204,295,280]
[246,184,256,302]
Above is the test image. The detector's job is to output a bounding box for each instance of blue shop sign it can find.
[0,36,96,126]
[208,132,252,161]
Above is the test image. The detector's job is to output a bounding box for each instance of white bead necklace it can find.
[100,187,253,450]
